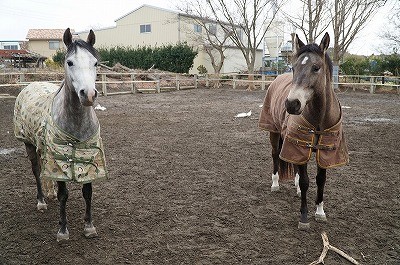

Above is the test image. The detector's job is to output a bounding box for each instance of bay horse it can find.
[259,33,348,229]
[14,28,107,241]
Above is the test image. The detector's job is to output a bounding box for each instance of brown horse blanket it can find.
[14,82,107,183]
[259,73,348,169]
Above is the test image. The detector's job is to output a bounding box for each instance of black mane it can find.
[296,43,333,79]
[66,39,99,60]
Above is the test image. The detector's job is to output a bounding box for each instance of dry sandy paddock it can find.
[0,87,399,264]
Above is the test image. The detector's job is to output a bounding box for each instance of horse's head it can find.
[285,32,332,115]
[63,28,99,107]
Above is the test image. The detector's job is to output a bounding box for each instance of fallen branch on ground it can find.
[309,232,359,265]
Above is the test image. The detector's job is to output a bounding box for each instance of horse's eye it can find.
[312,65,320,72]
[67,61,73,67]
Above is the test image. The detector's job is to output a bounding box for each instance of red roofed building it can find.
[0,49,46,68]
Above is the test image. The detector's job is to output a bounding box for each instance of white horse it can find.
[14,28,107,241]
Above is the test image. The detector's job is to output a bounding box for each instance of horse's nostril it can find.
[293,99,301,109]
[286,99,302,114]
[79,89,85,97]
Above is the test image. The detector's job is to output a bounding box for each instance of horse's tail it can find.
[278,158,295,181]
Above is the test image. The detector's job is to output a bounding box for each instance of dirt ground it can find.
[0,86,399,265]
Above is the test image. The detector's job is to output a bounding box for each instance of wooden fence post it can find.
[176,74,180,90]
[233,74,236,89]
[131,73,136,93]
[19,73,25,83]
[194,74,198,89]
[157,75,161,93]
[261,74,266,90]
[370,77,376,94]
[101,73,107,96]
[206,74,209,87]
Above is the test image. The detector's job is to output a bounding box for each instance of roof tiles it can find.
[26,29,75,40]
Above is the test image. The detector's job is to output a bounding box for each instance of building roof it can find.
[26,29,75,40]
[115,4,178,22]
[0,49,45,59]
[115,4,235,27]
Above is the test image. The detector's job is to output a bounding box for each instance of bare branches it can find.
[282,0,330,43]
[381,0,400,52]
[176,0,229,74]
[206,0,283,71]
[331,0,387,64]
[309,232,360,265]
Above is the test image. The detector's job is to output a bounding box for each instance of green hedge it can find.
[340,54,400,76]
[52,43,198,73]
[98,43,197,73]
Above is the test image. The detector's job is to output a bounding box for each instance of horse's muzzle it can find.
[79,88,98,106]
[285,98,302,115]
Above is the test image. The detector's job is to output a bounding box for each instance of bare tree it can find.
[177,0,231,78]
[382,1,400,52]
[283,0,330,43]
[205,0,284,90]
[331,0,387,65]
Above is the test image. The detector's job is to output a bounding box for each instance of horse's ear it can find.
[319,32,330,54]
[293,34,305,55]
[63,28,72,47]
[87,30,95,46]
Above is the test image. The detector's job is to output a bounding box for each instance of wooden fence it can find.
[0,72,399,95]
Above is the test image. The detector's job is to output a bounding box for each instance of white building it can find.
[78,5,263,74]
[0,41,21,50]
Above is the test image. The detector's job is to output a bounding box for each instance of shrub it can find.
[52,49,66,66]
[98,43,198,73]
[197,65,207,74]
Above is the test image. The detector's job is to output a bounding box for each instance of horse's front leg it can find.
[57,181,69,241]
[82,183,97,238]
[294,165,301,196]
[269,132,281,191]
[315,166,327,222]
[25,143,47,211]
[297,164,310,230]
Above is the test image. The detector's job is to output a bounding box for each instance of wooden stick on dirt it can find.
[309,232,359,265]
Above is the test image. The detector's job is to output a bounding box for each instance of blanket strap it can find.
[297,125,338,136]
[287,135,336,151]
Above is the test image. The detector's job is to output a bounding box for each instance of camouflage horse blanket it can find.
[14,82,107,183]
[259,73,348,169]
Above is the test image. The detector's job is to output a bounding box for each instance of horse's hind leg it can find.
[315,166,327,222]
[57,181,69,241]
[82,183,97,238]
[25,143,47,211]
[269,132,281,191]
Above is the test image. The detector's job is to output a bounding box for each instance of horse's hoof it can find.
[315,213,327,222]
[298,222,310,230]
[271,185,280,192]
[37,201,47,212]
[57,228,70,242]
[296,190,301,197]
[83,224,98,238]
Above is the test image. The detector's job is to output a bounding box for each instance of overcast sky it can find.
[0,0,393,55]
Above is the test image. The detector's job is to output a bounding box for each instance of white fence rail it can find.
[0,72,399,95]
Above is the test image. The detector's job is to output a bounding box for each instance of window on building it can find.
[209,24,217,36]
[140,24,151,33]
[4,45,18,50]
[194,24,202,33]
[49,41,60,50]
